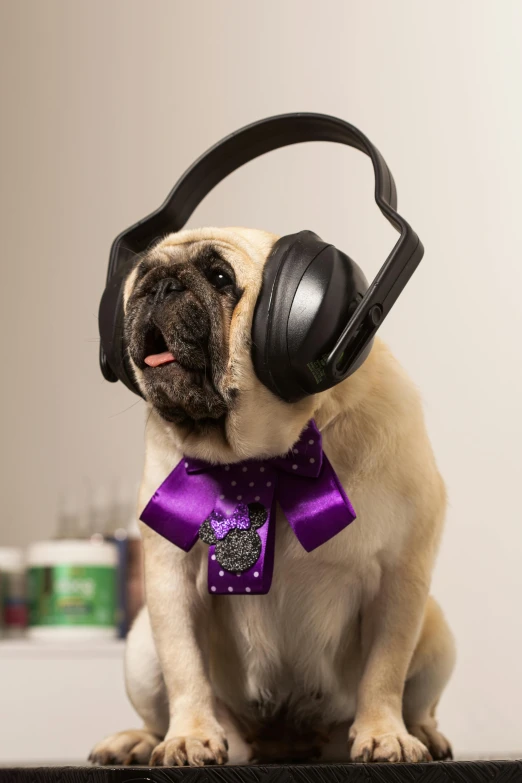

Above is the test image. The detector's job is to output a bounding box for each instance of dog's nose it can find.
[153,277,186,303]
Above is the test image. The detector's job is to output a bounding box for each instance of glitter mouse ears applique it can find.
[199,502,268,573]
[140,420,356,595]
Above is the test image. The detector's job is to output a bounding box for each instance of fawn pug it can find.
[90,226,454,766]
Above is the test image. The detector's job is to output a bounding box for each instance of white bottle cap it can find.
[27,538,118,567]
[0,547,24,573]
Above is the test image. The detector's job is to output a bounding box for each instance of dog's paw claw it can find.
[150,734,228,767]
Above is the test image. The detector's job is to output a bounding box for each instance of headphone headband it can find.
[100,113,423,392]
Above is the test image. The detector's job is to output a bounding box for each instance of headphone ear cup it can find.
[252,231,328,400]
[252,231,370,402]
[98,261,143,397]
[287,248,371,394]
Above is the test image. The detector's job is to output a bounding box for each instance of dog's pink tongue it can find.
[144,351,175,368]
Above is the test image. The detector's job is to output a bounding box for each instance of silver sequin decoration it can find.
[216,528,262,573]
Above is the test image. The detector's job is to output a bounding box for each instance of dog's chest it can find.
[211,495,388,721]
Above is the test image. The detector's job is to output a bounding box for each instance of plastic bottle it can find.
[56,486,90,540]
[0,548,26,637]
[89,484,111,541]
[26,539,118,641]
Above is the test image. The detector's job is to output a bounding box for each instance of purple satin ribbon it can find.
[140,420,356,595]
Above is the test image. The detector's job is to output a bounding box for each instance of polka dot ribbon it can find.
[140,420,356,595]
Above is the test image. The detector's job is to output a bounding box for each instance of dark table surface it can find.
[1,761,522,783]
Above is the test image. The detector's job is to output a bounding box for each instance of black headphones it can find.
[99,113,423,402]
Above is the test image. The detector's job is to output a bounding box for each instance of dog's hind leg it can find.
[403,596,456,760]
[89,606,168,765]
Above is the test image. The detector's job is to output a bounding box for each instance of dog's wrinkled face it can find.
[124,227,316,463]
[126,243,240,426]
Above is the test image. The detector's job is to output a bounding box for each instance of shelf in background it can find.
[0,638,126,658]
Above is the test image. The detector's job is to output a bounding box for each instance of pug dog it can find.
[90,227,455,766]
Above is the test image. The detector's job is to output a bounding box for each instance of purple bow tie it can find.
[140,420,356,595]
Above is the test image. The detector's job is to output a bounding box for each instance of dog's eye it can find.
[207,269,234,291]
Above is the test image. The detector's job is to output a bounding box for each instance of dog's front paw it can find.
[349,723,432,763]
[89,729,161,765]
[150,732,228,767]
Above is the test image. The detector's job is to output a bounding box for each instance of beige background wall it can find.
[1,0,521,756]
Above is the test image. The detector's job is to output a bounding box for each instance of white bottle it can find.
[26,539,118,642]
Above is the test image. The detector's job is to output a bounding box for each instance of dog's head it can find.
[124,227,316,462]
